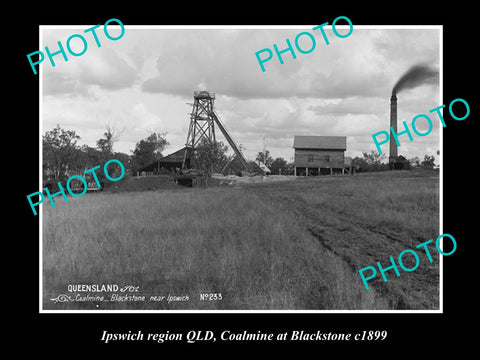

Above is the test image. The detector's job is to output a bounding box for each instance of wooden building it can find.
[293,135,348,176]
[137,147,189,175]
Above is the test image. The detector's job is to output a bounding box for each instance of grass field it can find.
[42,169,439,310]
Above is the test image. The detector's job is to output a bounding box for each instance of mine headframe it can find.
[182,91,251,173]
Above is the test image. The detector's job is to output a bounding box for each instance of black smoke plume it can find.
[392,64,439,96]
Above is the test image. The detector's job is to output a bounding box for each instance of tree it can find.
[363,150,388,171]
[352,157,369,172]
[193,139,229,175]
[270,157,288,175]
[421,154,435,169]
[96,123,123,157]
[363,150,386,166]
[255,149,273,167]
[77,145,102,170]
[352,150,387,172]
[131,132,169,173]
[408,156,421,168]
[43,124,81,181]
[113,152,131,174]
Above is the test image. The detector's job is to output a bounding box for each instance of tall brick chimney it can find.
[389,94,398,163]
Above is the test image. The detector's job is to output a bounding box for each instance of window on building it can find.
[308,155,314,162]
[325,155,330,162]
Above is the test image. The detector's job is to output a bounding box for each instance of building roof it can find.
[137,147,187,172]
[293,136,346,150]
[159,147,187,163]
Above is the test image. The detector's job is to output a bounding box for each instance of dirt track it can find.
[101,171,440,309]
[241,173,440,310]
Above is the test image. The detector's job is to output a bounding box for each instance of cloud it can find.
[308,96,385,116]
[372,29,440,68]
[42,29,138,97]
[78,48,137,90]
[43,70,90,97]
[42,27,441,161]
[140,28,399,101]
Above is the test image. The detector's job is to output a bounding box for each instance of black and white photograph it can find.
[38,24,442,312]
[15,4,476,352]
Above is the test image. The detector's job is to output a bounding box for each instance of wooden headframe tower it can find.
[182,91,250,172]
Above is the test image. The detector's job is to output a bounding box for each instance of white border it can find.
[39,26,44,314]
[39,24,443,314]
[438,28,444,313]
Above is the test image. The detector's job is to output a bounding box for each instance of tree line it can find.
[351,150,439,172]
[42,124,169,184]
[42,124,438,184]
[42,124,293,182]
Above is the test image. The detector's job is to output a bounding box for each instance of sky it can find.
[41,25,441,163]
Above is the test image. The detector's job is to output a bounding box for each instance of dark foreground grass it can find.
[43,187,389,310]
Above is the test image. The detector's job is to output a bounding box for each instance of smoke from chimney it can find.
[392,64,438,96]
[389,64,439,166]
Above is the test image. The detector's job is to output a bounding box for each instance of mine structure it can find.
[136,91,254,186]
[182,91,250,172]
